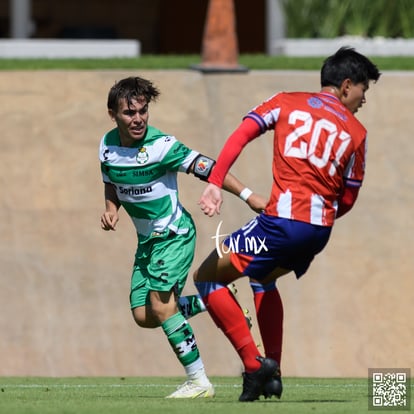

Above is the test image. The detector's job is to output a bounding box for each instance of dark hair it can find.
[107,76,160,111]
[321,46,381,88]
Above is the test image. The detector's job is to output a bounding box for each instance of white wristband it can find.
[239,187,253,202]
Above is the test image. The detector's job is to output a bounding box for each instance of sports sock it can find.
[186,362,211,386]
[178,294,206,319]
[161,312,205,375]
[195,282,261,373]
[250,281,283,367]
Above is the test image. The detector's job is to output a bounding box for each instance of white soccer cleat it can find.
[165,380,215,399]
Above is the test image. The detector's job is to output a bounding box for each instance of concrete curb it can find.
[270,36,414,56]
[0,39,140,58]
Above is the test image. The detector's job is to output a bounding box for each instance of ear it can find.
[108,109,116,122]
[340,78,353,97]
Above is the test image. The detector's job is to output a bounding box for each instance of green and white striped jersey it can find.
[99,125,199,241]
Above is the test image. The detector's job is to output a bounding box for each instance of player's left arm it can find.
[336,136,366,219]
[337,140,367,218]
[189,154,267,216]
[336,183,360,218]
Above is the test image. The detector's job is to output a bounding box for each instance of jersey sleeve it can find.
[336,137,367,218]
[343,135,367,186]
[158,137,199,172]
[208,117,262,187]
[336,186,359,218]
[208,93,284,187]
[99,135,112,184]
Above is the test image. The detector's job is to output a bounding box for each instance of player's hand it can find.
[101,211,119,231]
[246,193,267,214]
[198,183,223,217]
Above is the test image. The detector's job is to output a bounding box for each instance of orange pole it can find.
[191,0,248,73]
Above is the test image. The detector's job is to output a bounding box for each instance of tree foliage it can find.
[281,0,414,38]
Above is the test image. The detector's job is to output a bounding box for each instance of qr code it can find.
[369,368,411,411]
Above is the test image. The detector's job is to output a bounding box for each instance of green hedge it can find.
[282,0,414,38]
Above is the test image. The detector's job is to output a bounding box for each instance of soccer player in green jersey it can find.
[99,76,266,399]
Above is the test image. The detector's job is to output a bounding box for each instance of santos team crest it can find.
[136,147,149,164]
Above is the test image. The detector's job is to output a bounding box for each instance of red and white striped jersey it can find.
[246,91,367,226]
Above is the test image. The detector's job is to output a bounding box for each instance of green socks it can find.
[178,294,206,319]
[161,312,201,368]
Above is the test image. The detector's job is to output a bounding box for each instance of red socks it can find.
[251,282,283,367]
[202,286,262,373]
[198,281,283,372]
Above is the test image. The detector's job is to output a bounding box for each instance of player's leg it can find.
[250,280,283,366]
[250,279,284,399]
[130,262,160,328]
[149,230,214,399]
[177,283,250,322]
[194,249,278,402]
[247,217,332,399]
[194,249,260,365]
[144,289,212,398]
[131,305,159,328]
[227,283,253,329]
[177,294,206,319]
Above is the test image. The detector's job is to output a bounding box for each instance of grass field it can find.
[0,376,380,414]
[2,54,414,70]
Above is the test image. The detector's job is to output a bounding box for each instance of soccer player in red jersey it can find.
[193,47,381,402]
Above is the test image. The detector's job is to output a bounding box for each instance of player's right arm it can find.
[199,180,267,217]
[101,182,121,231]
[207,117,262,188]
[199,117,262,216]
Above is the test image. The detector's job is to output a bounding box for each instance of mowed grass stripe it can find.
[0,377,395,414]
[0,381,368,389]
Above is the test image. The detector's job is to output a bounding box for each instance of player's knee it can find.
[132,307,159,328]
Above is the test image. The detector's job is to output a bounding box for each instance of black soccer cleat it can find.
[239,356,279,402]
[263,374,283,399]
